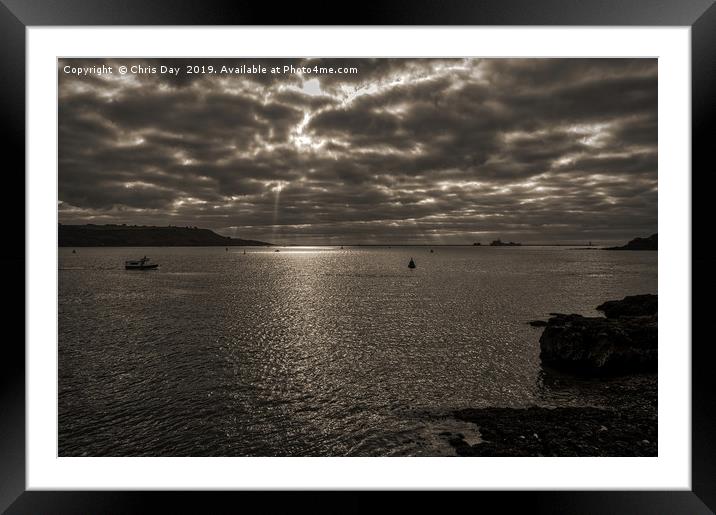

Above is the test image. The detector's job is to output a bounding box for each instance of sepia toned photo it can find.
[58,57,657,457]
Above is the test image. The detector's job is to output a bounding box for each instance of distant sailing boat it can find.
[408,257,416,269]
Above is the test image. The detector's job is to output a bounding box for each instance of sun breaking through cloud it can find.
[58,58,657,244]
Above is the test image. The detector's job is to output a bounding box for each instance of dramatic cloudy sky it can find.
[58,58,657,245]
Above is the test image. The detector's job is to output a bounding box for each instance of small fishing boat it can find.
[408,257,416,269]
[125,256,158,270]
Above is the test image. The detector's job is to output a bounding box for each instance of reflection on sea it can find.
[58,246,656,456]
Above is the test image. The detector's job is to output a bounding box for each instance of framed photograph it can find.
[4,0,714,512]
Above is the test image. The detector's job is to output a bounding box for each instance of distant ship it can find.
[125,256,158,270]
[408,257,416,269]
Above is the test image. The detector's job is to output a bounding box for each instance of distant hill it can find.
[604,233,657,251]
[58,224,272,247]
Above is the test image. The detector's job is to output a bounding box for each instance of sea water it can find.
[58,246,657,456]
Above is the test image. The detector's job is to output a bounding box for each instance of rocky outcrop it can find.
[597,294,657,318]
[448,295,658,457]
[452,403,657,457]
[489,239,522,246]
[538,295,657,375]
[604,233,657,251]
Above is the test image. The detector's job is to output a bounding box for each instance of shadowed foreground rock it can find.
[539,295,657,375]
[452,403,657,457]
[597,294,657,319]
[449,294,658,457]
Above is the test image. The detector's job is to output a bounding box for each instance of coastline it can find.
[447,374,657,456]
[443,295,658,457]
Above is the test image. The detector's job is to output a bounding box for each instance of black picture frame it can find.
[2,0,713,512]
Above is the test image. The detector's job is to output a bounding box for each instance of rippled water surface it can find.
[58,246,657,456]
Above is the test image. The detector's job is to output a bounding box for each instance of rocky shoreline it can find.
[539,294,657,375]
[445,295,658,457]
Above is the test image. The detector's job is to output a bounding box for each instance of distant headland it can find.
[604,233,657,251]
[58,224,272,247]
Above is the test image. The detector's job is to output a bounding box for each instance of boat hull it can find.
[125,264,158,270]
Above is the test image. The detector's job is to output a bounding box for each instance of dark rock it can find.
[528,320,548,327]
[448,294,658,457]
[453,403,657,457]
[597,294,657,319]
[539,312,657,375]
[489,239,522,246]
[447,435,469,448]
[604,233,657,251]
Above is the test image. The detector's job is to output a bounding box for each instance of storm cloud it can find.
[58,58,657,244]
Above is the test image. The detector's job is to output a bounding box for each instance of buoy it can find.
[408,257,416,269]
